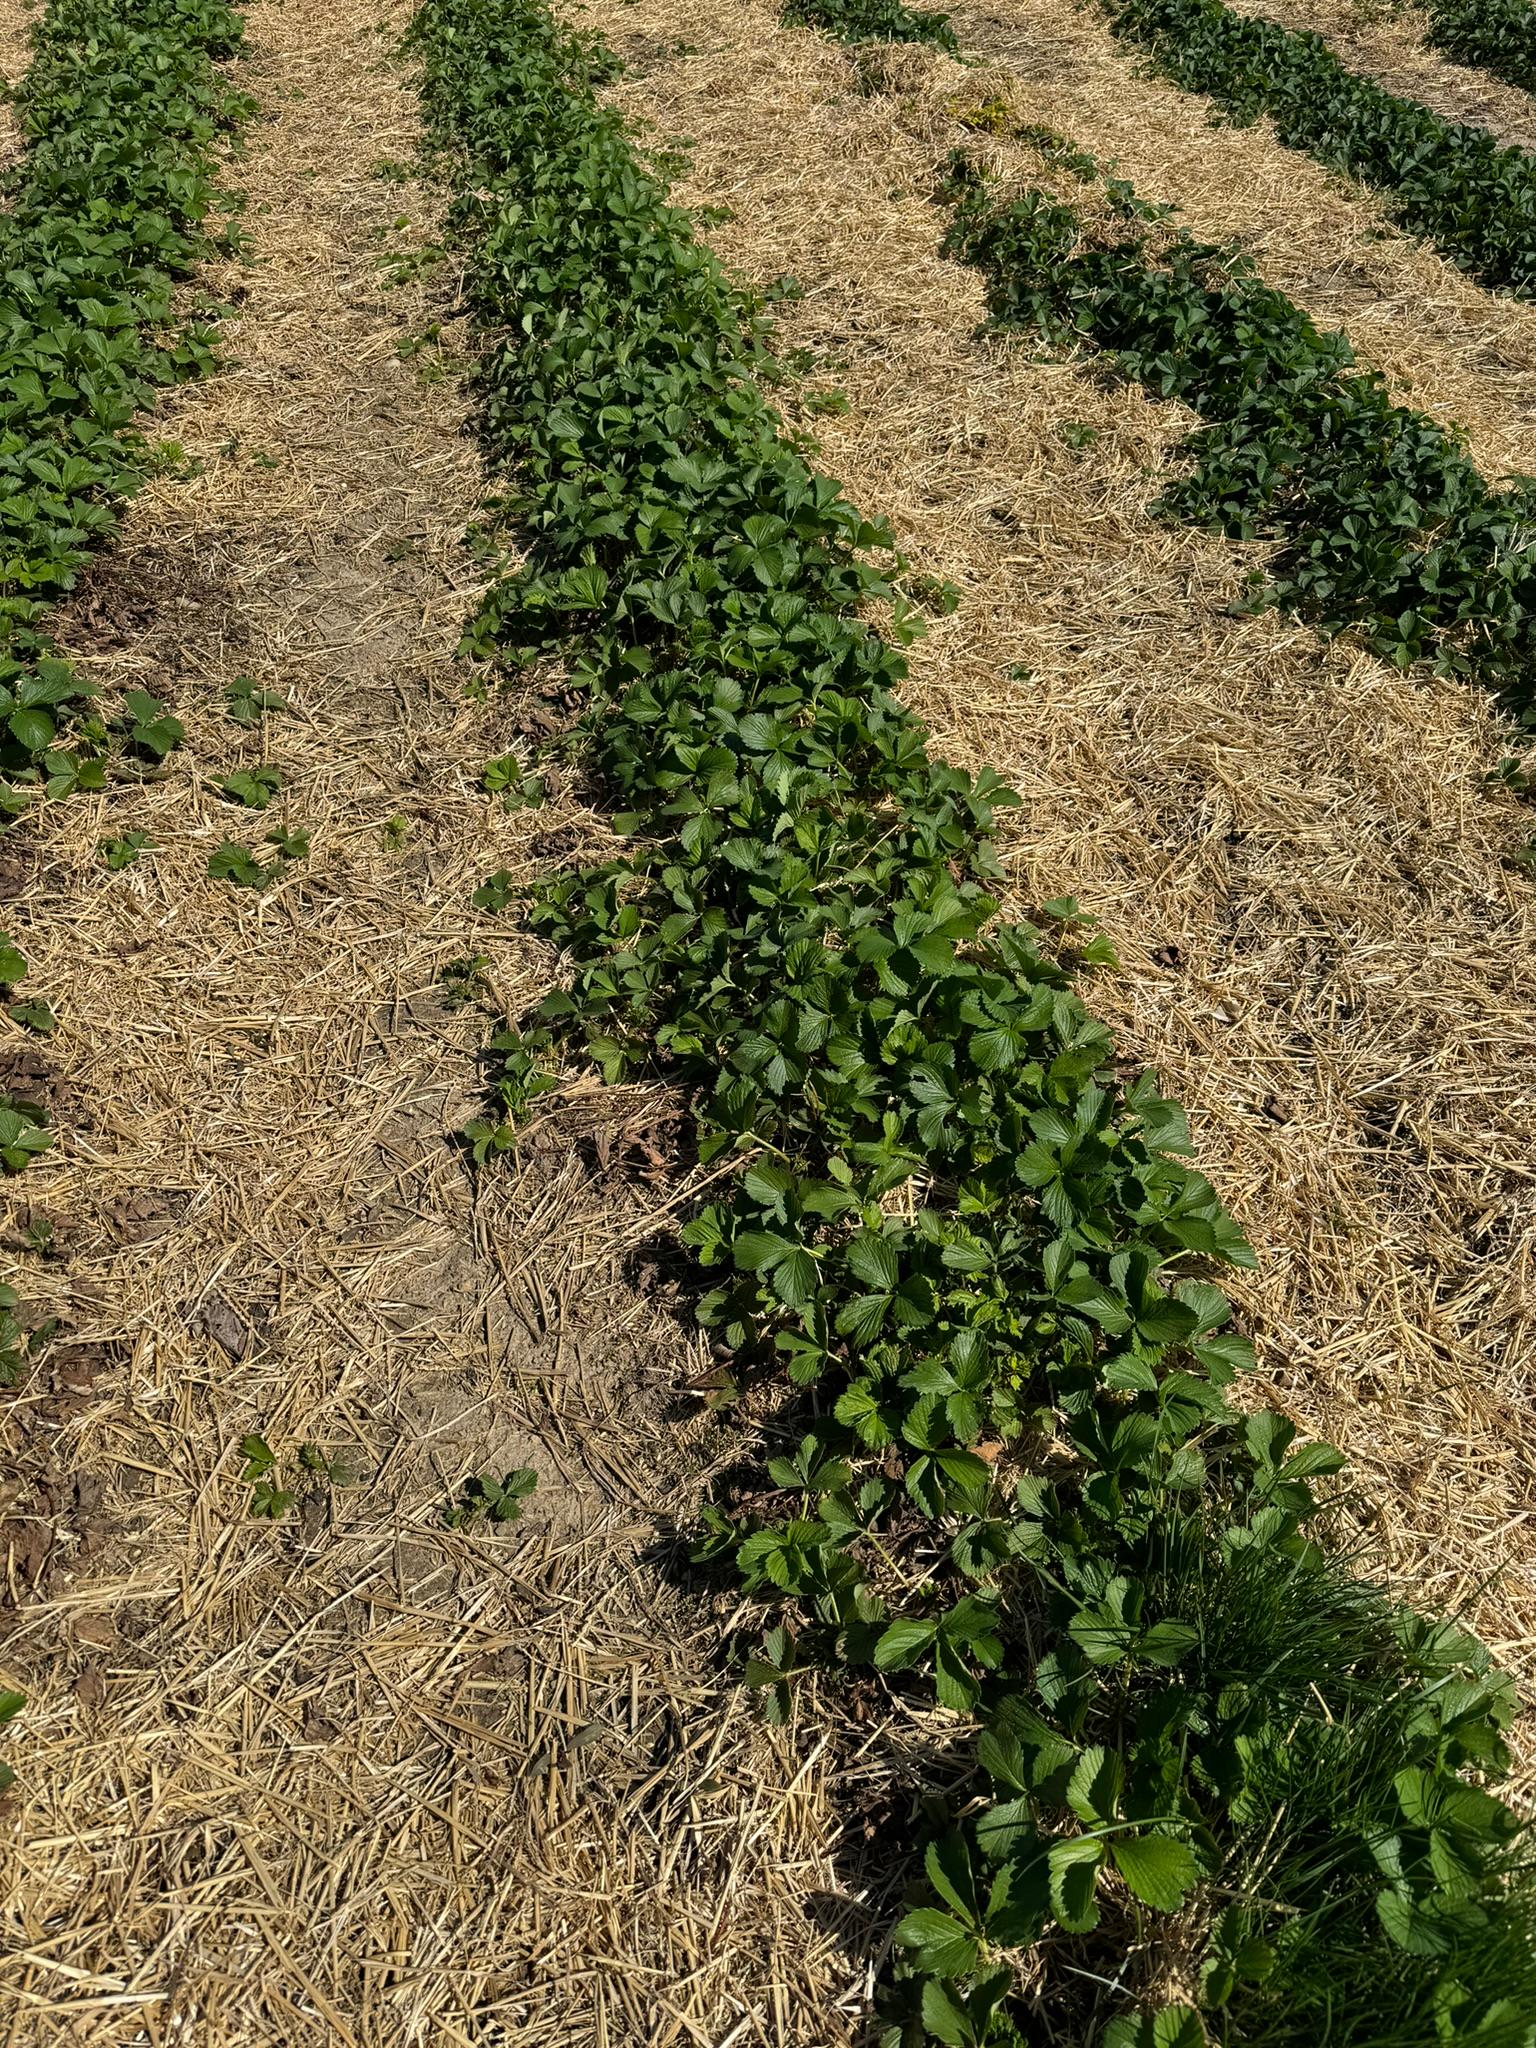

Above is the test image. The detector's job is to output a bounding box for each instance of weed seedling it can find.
[216,766,283,809]
[443,1467,537,1528]
[238,1434,293,1519]
[225,678,288,726]
[100,830,152,870]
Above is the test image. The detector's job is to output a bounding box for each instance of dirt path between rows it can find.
[0,1,855,2040]
[0,0,39,180]
[589,0,1536,1791]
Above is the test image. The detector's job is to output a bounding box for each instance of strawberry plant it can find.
[208,826,306,888]
[100,830,151,869]
[225,677,288,726]
[415,0,1536,2038]
[216,766,284,809]
[0,1688,24,1793]
[0,1095,52,1172]
[208,841,268,888]
[482,752,547,809]
[442,1466,538,1528]
[118,692,184,762]
[1,1286,43,1390]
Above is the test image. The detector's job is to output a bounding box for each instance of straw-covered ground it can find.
[0,0,39,180]
[4,0,1536,2038]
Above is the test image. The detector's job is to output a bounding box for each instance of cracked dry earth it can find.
[0,2,861,2043]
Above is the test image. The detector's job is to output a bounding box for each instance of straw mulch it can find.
[0,0,40,181]
[1223,0,1536,152]
[0,0,868,2039]
[589,0,1536,1789]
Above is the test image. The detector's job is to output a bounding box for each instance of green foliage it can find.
[1104,0,1536,297]
[783,0,957,50]
[208,840,267,888]
[472,869,517,912]
[482,752,547,809]
[439,954,492,1009]
[940,159,1536,716]
[0,1094,52,1172]
[265,824,308,863]
[224,677,288,726]
[0,1283,55,1389]
[443,1466,538,1528]
[215,765,283,809]
[0,0,249,817]
[238,1433,293,1518]
[1424,0,1536,94]
[118,691,184,761]
[0,1687,24,1792]
[207,825,306,888]
[100,829,151,869]
[238,1433,348,1518]
[414,0,1536,2039]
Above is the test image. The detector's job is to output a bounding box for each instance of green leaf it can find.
[846,1229,900,1289]
[1111,1832,1200,1912]
[924,1834,978,1923]
[1066,1746,1122,1826]
[1104,2010,1206,2048]
[1047,1836,1103,1933]
[918,1978,975,2048]
[874,1618,938,1670]
[891,1906,979,1977]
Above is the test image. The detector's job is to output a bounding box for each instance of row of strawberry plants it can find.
[782,0,957,48]
[784,0,1536,715]
[412,0,1535,2040]
[1,0,250,820]
[1100,0,1536,298]
[1423,0,1536,95]
[933,140,1536,716]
